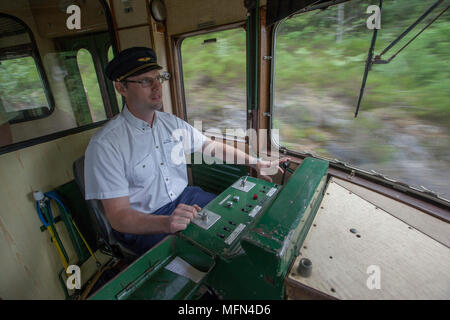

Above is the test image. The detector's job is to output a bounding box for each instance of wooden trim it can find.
[109,0,121,51]
[145,0,156,49]
[163,21,178,118]
[116,23,152,31]
[285,277,337,300]
[169,36,185,119]
[170,21,246,39]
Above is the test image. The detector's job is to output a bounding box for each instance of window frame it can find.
[0,0,119,156]
[0,13,55,124]
[174,22,247,131]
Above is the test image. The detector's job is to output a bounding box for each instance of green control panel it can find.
[180,176,281,258]
[89,157,329,300]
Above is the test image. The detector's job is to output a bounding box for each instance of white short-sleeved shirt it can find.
[84,106,207,213]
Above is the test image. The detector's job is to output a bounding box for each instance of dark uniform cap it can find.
[105,47,163,82]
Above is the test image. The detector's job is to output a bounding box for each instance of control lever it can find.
[241,174,249,187]
[281,160,291,185]
[199,211,209,222]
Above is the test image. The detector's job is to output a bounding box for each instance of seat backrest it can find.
[73,156,137,259]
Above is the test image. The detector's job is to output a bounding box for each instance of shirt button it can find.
[143,165,146,168]
[156,146,159,148]
[160,162,164,166]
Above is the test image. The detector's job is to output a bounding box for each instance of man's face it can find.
[116,69,163,111]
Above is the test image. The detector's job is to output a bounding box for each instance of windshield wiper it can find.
[355,0,447,117]
[354,0,382,118]
[374,1,448,65]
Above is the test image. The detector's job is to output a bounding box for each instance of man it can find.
[84,47,287,256]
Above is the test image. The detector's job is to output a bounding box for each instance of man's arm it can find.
[202,139,289,182]
[102,196,201,235]
[85,140,201,235]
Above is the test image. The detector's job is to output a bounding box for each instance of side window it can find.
[0,15,52,124]
[272,0,450,196]
[180,27,247,136]
[77,48,106,122]
[0,1,116,151]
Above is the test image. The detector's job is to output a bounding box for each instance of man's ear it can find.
[114,81,127,97]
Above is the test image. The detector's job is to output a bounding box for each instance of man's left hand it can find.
[255,157,291,183]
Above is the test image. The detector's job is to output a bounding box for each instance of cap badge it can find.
[138,57,151,62]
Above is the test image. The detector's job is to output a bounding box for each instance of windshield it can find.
[272,0,450,198]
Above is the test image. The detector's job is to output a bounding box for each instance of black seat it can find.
[73,156,138,261]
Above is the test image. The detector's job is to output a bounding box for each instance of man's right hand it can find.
[167,203,201,233]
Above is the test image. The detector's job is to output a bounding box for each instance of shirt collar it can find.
[122,105,158,131]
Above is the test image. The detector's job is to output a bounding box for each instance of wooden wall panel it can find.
[0,128,98,299]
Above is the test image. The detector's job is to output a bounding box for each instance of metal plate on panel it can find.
[191,210,221,230]
[248,205,262,218]
[266,187,277,197]
[218,194,231,205]
[224,223,246,245]
[231,179,256,193]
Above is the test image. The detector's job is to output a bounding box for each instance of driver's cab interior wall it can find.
[0,0,255,299]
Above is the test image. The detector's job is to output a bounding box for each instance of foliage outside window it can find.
[77,48,106,122]
[181,28,247,136]
[272,0,450,197]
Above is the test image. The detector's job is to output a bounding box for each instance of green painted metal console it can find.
[89,157,329,300]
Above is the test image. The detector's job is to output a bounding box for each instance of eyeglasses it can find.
[122,75,165,87]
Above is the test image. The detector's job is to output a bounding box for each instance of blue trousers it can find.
[112,186,216,256]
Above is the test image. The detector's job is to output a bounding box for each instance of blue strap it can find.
[36,202,49,227]
[36,199,55,227]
